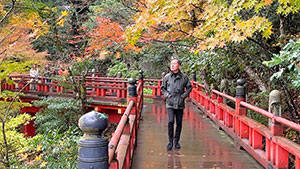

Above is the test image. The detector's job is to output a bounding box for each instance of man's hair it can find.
[171,58,182,65]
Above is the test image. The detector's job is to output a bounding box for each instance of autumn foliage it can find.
[85,17,140,59]
[0,7,49,63]
[126,0,300,50]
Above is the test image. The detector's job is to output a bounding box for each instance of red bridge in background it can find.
[1,74,300,169]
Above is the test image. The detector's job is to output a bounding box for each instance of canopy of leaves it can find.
[264,39,300,88]
[0,61,32,85]
[126,0,300,50]
[0,0,49,63]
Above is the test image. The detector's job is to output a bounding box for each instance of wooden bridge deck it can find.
[132,100,263,169]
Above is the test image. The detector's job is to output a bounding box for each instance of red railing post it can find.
[20,107,41,137]
[138,70,144,115]
[268,90,288,168]
[268,90,283,136]
[204,92,209,110]
[217,94,223,121]
[101,88,106,96]
[157,81,162,96]
[96,86,101,96]
[152,87,156,98]
[138,70,144,88]
[128,78,137,115]
[252,130,262,149]
[191,81,195,100]
[44,77,50,93]
[200,87,204,106]
[121,82,126,98]
[109,159,119,169]
[196,85,201,102]
[210,92,217,115]
[235,79,247,140]
[296,157,300,169]
[4,83,8,90]
[37,77,42,92]
[11,83,15,90]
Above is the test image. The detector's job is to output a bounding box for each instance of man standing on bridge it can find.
[161,58,192,150]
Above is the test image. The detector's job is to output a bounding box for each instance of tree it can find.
[125,0,300,122]
[264,39,300,122]
[126,0,300,50]
[0,61,32,168]
[0,0,50,67]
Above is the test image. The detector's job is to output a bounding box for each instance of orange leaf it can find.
[265,0,272,6]
[115,52,121,58]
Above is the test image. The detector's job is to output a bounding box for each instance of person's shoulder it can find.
[180,72,190,79]
[179,71,187,77]
[163,72,171,79]
[165,72,172,77]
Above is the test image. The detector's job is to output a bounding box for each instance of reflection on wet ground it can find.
[131,100,264,169]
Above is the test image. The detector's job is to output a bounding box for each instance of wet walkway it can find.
[132,100,263,169]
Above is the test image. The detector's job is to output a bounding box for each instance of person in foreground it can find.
[161,58,192,150]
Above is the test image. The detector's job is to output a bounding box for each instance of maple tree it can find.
[126,0,300,50]
[0,0,49,63]
[85,16,140,59]
[124,0,300,123]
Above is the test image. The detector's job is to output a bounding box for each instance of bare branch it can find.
[246,37,274,58]
[118,0,141,12]
[0,0,16,24]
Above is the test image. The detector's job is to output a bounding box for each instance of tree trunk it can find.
[200,68,210,94]
[279,14,285,38]
[237,55,267,92]
[243,64,267,92]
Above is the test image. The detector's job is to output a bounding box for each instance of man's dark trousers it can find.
[167,108,183,143]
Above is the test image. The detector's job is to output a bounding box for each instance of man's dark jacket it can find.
[161,71,192,109]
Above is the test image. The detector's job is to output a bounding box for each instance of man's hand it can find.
[165,93,172,99]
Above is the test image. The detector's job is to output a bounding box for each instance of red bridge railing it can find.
[108,78,143,169]
[3,74,128,100]
[190,80,300,169]
[2,74,144,169]
[137,77,300,169]
[3,74,300,168]
[143,79,162,98]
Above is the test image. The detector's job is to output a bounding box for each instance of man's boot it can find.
[174,141,181,149]
[167,141,173,150]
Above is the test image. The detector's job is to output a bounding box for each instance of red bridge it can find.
[2,74,300,169]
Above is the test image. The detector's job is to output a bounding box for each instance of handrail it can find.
[108,100,134,164]
[2,74,129,99]
[241,101,300,132]
[143,79,161,82]
[189,80,300,169]
[9,74,128,83]
[212,89,236,102]
[192,81,205,88]
[136,82,142,94]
